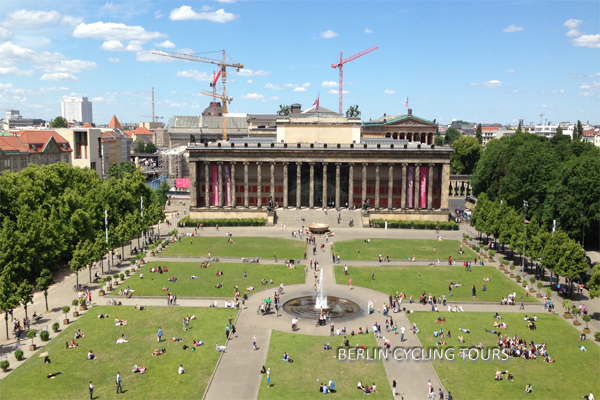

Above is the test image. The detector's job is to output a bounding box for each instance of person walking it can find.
[330,320,335,336]
[349,278,352,290]
[89,381,94,400]
[392,378,397,396]
[372,270,375,280]
[116,371,122,394]
[253,335,258,350]
[157,327,163,342]
[520,297,525,310]
[400,326,405,343]
[266,368,271,388]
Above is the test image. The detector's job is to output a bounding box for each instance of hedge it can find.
[371,219,459,230]
[179,216,265,227]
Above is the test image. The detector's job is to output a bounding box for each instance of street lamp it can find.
[581,212,586,250]
[522,200,528,275]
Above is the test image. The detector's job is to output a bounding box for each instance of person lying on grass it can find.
[114,318,127,326]
[132,365,147,374]
[152,348,166,356]
[65,341,76,349]
[115,334,129,344]
[98,313,110,318]
[459,328,470,333]
[170,337,182,342]
[193,340,204,346]
[494,322,507,329]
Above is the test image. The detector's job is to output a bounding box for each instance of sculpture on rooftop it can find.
[267,195,275,212]
[277,105,291,116]
[346,105,361,118]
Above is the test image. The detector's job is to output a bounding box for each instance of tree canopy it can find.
[445,127,461,146]
[450,135,482,175]
[476,124,483,145]
[50,116,68,128]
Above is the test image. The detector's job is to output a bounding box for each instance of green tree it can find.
[588,263,600,299]
[36,268,55,313]
[445,127,460,146]
[555,238,588,294]
[108,162,138,179]
[0,270,19,339]
[451,136,482,175]
[556,126,563,136]
[476,123,483,145]
[145,142,157,153]
[576,120,583,141]
[16,280,35,320]
[136,140,146,153]
[434,136,444,146]
[50,116,68,128]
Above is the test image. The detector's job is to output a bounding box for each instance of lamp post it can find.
[581,212,585,250]
[522,200,528,275]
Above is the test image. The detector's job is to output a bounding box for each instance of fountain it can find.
[307,223,332,235]
[315,269,327,309]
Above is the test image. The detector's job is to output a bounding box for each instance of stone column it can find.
[361,163,367,207]
[427,163,434,210]
[231,162,236,208]
[243,162,249,208]
[348,163,354,208]
[283,162,289,208]
[204,162,210,208]
[401,163,407,210]
[374,163,381,209]
[335,163,341,209]
[296,162,302,208]
[270,162,275,202]
[414,163,421,210]
[189,161,197,207]
[322,163,328,208]
[217,162,223,208]
[256,162,262,209]
[388,163,393,210]
[441,163,450,210]
[309,162,315,209]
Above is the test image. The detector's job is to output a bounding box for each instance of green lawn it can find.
[0,306,236,400]
[332,239,476,261]
[112,261,306,298]
[406,312,600,400]
[258,330,392,400]
[160,236,307,259]
[334,264,537,303]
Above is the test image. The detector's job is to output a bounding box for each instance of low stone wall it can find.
[189,208,268,221]
[369,210,449,222]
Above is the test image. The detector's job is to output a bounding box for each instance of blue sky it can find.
[0,0,598,125]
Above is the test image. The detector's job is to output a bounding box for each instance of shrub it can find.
[537,282,543,290]
[138,252,146,260]
[40,330,50,340]
[52,322,59,331]
[149,244,157,251]
[483,246,489,252]
[130,258,136,264]
[71,299,79,308]
[499,257,504,263]
[463,233,469,240]
[510,265,515,271]
[14,349,23,360]
[544,287,552,298]
[125,270,130,276]
[119,273,125,280]
[562,299,572,312]
[489,250,495,258]
[370,220,459,231]
[112,273,119,279]
[594,332,600,341]
[1,360,9,370]
[516,275,521,282]
[503,260,510,266]
[61,306,70,318]
[583,314,591,327]
[529,277,536,285]
[27,329,36,343]
[79,298,86,305]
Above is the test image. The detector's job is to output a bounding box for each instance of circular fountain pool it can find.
[282,296,362,320]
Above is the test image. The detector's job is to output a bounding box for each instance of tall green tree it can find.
[476,123,483,145]
[451,136,482,175]
[445,127,460,146]
[0,270,19,339]
[50,116,68,128]
[16,280,35,320]
[145,142,157,153]
[576,120,583,141]
[136,140,146,153]
[36,269,55,313]
[588,263,600,299]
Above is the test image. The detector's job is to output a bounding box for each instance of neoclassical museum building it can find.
[187,107,451,223]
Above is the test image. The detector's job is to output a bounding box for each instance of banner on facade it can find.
[407,166,414,208]
[211,166,219,206]
[175,178,190,188]
[224,165,232,207]
[420,166,428,209]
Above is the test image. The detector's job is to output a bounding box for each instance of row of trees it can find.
[471,129,600,248]
[0,162,167,338]
[136,140,157,154]
[471,193,597,297]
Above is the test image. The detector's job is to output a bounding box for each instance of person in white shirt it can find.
[178,365,187,374]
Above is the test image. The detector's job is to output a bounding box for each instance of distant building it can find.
[61,97,93,124]
[1,110,45,131]
[481,126,501,147]
[54,127,103,176]
[534,124,574,139]
[168,114,248,147]
[0,130,72,174]
[362,109,436,144]
[582,127,600,147]
[139,122,164,130]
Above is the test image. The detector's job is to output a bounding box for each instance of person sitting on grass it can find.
[178,365,187,374]
[528,321,536,330]
[168,276,177,282]
[436,317,445,323]
[482,285,487,292]
[458,336,465,343]
[87,350,97,360]
[152,348,166,356]
[436,340,448,345]
[216,342,226,352]
[495,369,502,380]
[494,312,502,319]
[494,322,507,329]
[580,333,587,341]
[75,329,84,339]
[65,341,75,349]
[282,352,293,362]
[115,334,129,344]
[215,283,223,289]
[357,381,365,390]
[525,384,533,394]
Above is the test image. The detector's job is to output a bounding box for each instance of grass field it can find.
[257,330,392,400]
[406,312,600,400]
[0,307,236,400]
[334,264,536,303]
[160,236,307,259]
[332,239,476,262]
[112,261,306,298]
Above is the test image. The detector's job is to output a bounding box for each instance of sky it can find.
[0,0,598,126]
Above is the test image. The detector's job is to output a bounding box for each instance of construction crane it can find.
[331,45,378,114]
[151,49,243,141]
[140,115,164,122]
[210,69,222,117]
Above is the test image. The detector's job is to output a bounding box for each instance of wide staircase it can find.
[273,208,363,228]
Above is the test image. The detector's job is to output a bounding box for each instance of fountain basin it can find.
[308,223,330,234]
[282,296,362,320]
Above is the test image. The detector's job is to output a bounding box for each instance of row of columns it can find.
[190,161,450,211]
[450,180,472,197]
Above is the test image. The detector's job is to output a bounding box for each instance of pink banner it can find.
[407,166,414,208]
[224,165,231,207]
[176,178,190,188]
[211,166,219,206]
[420,167,428,209]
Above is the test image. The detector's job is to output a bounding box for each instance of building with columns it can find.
[362,109,437,144]
[187,108,452,223]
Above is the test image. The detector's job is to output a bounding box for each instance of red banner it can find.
[420,167,428,209]
[224,165,231,207]
[175,178,190,188]
[407,166,414,208]
[211,166,218,206]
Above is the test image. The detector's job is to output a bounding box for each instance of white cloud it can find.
[236,69,270,77]
[320,30,338,39]
[2,9,81,29]
[41,72,78,81]
[40,59,97,73]
[321,81,337,88]
[502,24,524,33]
[469,80,503,88]
[0,27,12,41]
[124,41,144,52]
[265,83,283,90]
[247,79,253,84]
[169,6,239,23]
[566,29,582,37]
[108,57,120,63]
[293,87,307,92]
[0,66,34,76]
[384,89,395,94]
[327,89,348,94]
[302,83,310,88]
[241,93,264,100]
[264,96,279,102]
[100,40,124,51]
[73,22,167,43]
[552,89,566,93]
[156,40,175,48]
[189,105,200,109]
[91,96,104,102]
[155,10,163,19]
[135,50,176,62]
[504,69,515,73]
[61,15,83,27]
[365,28,372,34]
[572,34,600,48]
[175,69,212,81]
[542,104,547,107]
[102,2,116,10]
[564,19,583,29]
[216,0,237,3]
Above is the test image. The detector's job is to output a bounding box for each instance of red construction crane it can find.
[331,45,378,114]
[151,49,243,140]
[210,69,222,117]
